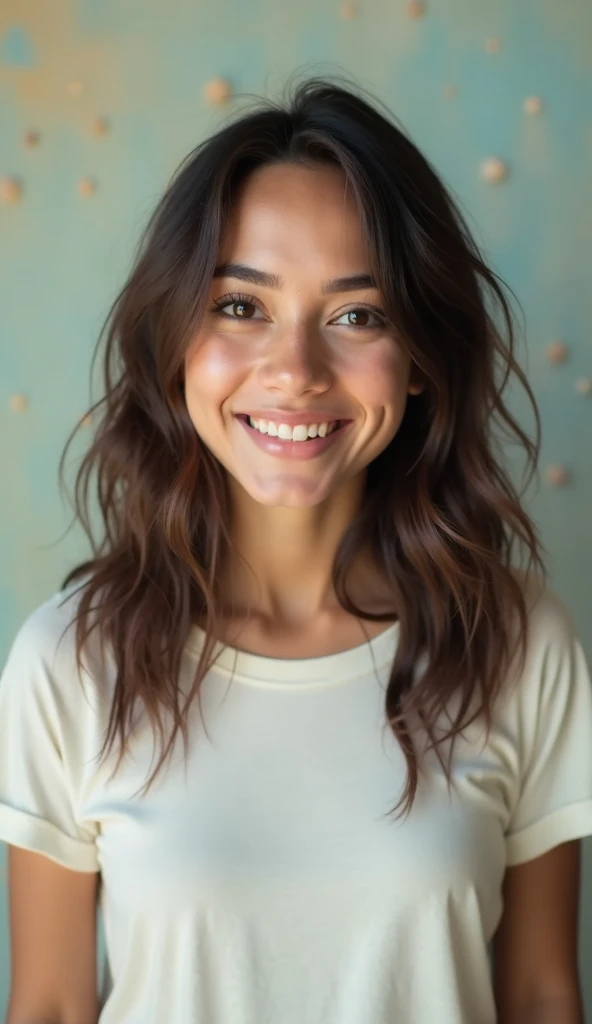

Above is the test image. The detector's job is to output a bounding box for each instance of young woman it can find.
[1,75,592,1024]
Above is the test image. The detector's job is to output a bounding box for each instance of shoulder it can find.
[0,579,107,713]
[4,581,88,668]
[510,568,577,658]
[503,569,589,715]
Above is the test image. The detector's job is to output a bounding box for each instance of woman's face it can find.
[184,161,423,508]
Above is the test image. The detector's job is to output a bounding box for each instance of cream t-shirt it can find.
[1,578,592,1023]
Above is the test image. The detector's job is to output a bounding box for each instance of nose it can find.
[257,325,333,395]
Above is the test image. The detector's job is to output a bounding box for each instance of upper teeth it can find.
[247,417,337,441]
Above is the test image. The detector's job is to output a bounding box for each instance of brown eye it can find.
[347,309,370,327]
[232,301,255,318]
[211,293,265,320]
[332,307,387,330]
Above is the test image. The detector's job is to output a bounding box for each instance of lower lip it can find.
[236,416,351,460]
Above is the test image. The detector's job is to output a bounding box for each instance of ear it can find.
[407,366,426,396]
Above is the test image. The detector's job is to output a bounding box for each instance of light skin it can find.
[5,168,581,1024]
[183,160,424,644]
[181,165,583,1021]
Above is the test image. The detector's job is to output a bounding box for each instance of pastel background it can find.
[1,0,591,1014]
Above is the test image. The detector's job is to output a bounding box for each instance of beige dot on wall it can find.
[479,157,508,184]
[0,177,23,203]
[485,37,501,53]
[67,79,85,97]
[545,464,570,487]
[407,0,425,18]
[78,177,97,197]
[443,84,458,100]
[523,95,543,116]
[9,393,28,413]
[89,116,109,138]
[205,78,232,105]
[81,413,93,427]
[340,3,356,17]
[575,377,592,396]
[545,340,569,364]
[23,130,40,147]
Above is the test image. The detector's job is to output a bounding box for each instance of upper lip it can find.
[236,410,350,427]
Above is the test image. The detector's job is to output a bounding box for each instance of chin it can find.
[243,481,332,508]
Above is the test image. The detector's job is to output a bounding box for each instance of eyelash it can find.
[209,291,388,331]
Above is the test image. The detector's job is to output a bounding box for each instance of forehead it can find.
[218,162,369,266]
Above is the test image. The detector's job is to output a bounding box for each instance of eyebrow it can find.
[212,262,377,295]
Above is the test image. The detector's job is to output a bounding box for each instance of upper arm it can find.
[492,840,584,1017]
[6,845,100,1024]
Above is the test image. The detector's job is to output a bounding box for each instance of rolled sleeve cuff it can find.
[505,800,592,866]
[0,803,99,872]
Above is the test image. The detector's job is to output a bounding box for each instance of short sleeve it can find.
[0,598,100,872]
[504,585,592,866]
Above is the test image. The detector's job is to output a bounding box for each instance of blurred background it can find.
[1,0,591,1015]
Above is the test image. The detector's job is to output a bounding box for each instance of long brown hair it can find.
[59,73,547,819]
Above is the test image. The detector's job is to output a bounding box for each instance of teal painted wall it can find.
[1,0,591,1014]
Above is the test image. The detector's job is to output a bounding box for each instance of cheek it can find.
[347,344,412,411]
[184,336,246,421]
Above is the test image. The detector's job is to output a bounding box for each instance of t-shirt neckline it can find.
[186,620,400,685]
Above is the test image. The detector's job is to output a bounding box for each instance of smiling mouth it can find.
[236,414,346,441]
